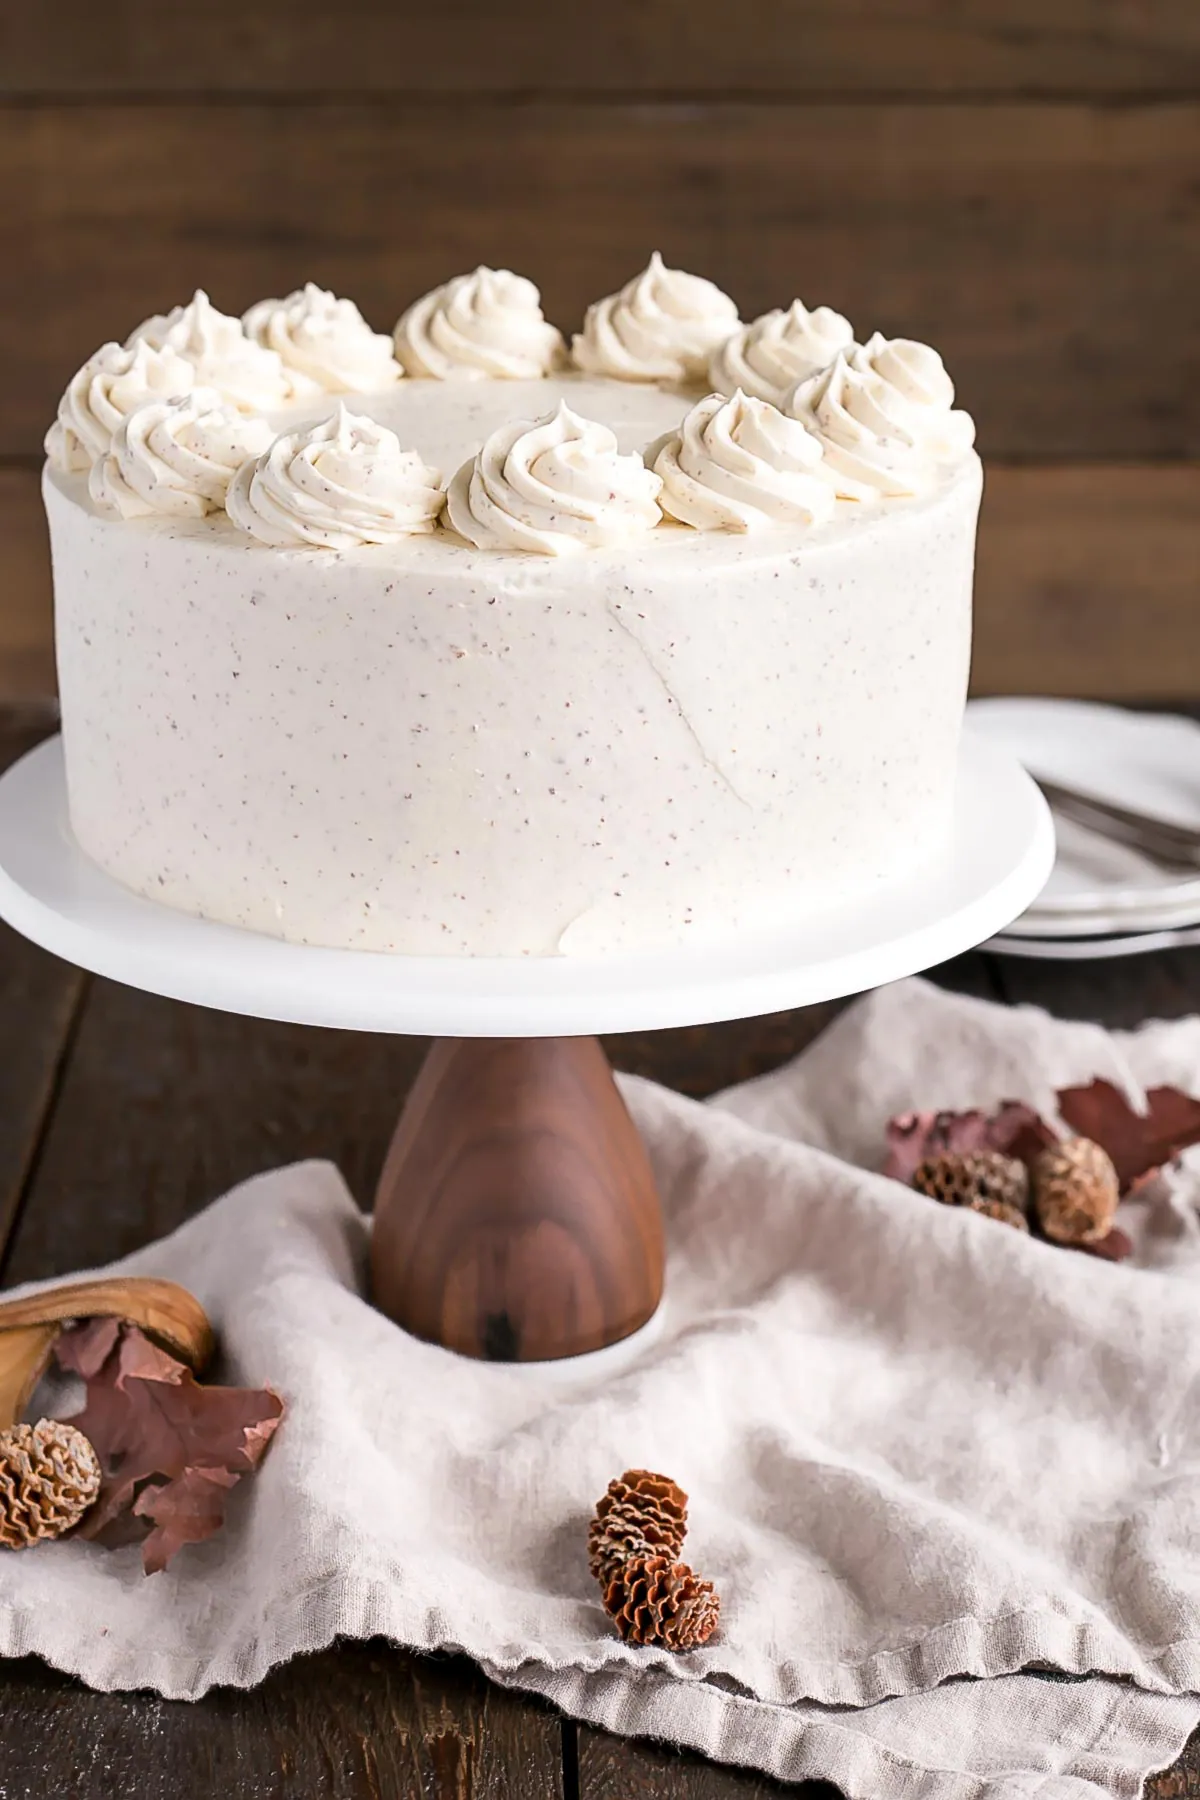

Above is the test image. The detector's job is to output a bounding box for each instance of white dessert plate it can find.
[0,733,1052,1038]
[997,878,1200,939]
[966,698,1200,923]
[986,924,1200,962]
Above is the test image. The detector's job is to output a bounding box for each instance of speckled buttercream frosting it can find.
[44,268,982,957]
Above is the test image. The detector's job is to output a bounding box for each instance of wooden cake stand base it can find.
[371,1036,663,1361]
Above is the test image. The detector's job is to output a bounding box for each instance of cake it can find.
[42,257,981,958]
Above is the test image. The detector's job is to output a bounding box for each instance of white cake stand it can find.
[0,732,1053,1362]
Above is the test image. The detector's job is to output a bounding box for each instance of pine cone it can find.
[588,1468,688,1586]
[970,1197,1030,1232]
[0,1419,101,1550]
[912,1150,1030,1225]
[603,1553,720,1650]
[1032,1136,1120,1244]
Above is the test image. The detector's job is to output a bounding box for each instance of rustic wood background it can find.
[1,2,1198,702]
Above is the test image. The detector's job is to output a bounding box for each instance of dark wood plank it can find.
[972,465,1200,700]
[606,1001,848,1098]
[993,947,1200,1030]
[0,1643,564,1799]
[6,457,1200,705]
[581,1719,1200,1800]
[0,712,85,1269]
[579,1729,840,1798]
[1148,1737,1200,1797]
[2,0,1199,94]
[579,1716,1200,1800]
[4,102,1199,460]
[0,467,55,703]
[926,950,1007,1001]
[0,984,429,1282]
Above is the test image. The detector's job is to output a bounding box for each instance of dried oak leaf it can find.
[55,1318,284,1575]
[1075,1227,1135,1264]
[1056,1079,1200,1195]
[884,1101,1056,1184]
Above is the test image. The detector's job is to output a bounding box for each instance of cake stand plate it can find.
[0,733,1051,1037]
[0,732,1053,1363]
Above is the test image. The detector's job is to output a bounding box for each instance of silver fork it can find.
[1035,777,1200,871]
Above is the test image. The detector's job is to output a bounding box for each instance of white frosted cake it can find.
[42,257,981,957]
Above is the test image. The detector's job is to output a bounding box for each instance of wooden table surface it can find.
[2,708,1199,1798]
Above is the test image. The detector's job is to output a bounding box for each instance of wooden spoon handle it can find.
[0,1278,214,1373]
[0,1324,61,1431]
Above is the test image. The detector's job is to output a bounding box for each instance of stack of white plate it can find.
[966,698,1200,960]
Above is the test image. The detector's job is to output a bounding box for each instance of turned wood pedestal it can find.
[371,1036,665,1361]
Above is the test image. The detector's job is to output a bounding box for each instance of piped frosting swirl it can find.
[88,390,274,520]
[653,389,835,533]
[394,268,564,380]
[243,282,401,393]
[572,253,739,384]
[708,300,854,408]
[789,337,975,500]
[848,333,976,464]
[44,338,198,473]
[225,405,444,549]
[445,401,662,555]
[127,289,295,412]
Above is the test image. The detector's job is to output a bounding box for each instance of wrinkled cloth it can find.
[2,977,1200,1798]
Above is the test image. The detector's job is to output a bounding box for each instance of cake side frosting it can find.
[47,442,980,956]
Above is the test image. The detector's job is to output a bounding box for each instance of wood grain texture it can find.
[604,999,848,1098]
[0,1643,565,1798]
[372,1036,664,1359]
[5,461,1199,702]
[0,716,84,1270]
[1149,1740,1200,1798]
[579,1730,840,1797]
[4,103,1199,459]
[971,465,1200,699]
[3,0,1199,94]
[0,986,430,1286]
[993,946,1200,1029]
[0,470,55,702]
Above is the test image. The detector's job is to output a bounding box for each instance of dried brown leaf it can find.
[54,1315,122,1381]
[1074,1226,1135,1264]
[884,1100,1056,1184]
[54,1319,284,1574]
[1056,1078,1200,1194]
[134,1467,240,1576]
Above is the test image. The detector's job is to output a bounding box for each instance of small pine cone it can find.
[588,1468,688,1586]
[912,1151,1030,1217]
[603,1554,720,1651]
[0,1419,101,1550]
[1032,1136,1120,1245]
[968,1197,1030,1233]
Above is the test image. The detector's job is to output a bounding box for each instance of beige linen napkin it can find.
[2,976,1200,1799]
